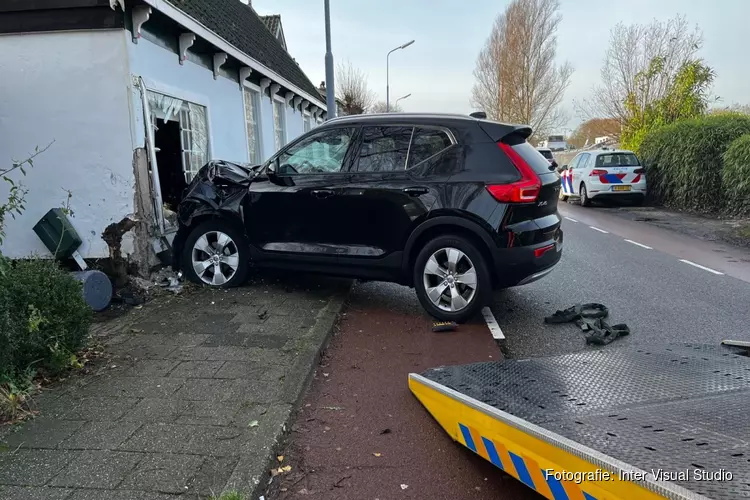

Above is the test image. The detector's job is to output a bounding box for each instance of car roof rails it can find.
[469,111,487,119]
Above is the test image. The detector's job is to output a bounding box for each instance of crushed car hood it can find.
[177,160,261,227]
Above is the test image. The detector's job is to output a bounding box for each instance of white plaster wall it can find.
[127,36,247,162]
[0,30,135,259]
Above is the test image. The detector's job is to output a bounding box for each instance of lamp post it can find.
[394,93,411,110]
[323,0,336,119]
[386,40,414,112]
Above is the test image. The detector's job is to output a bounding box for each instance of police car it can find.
[559,148,646,206]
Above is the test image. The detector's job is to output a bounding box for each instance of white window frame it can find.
[273,95,287,150]
[140,77,214,157]
[242,82,264,163]
[302,110,312,133]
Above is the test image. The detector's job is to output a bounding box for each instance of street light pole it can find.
[386,40,414,112]
[324,0,336,119]
[394,93,411,110]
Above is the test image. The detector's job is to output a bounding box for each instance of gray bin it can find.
[72,270,113,312]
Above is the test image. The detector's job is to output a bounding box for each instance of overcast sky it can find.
[251,0,749,132]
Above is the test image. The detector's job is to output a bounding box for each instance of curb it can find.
[227,281,352,499]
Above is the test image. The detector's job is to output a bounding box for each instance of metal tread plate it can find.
[421,344,750,499]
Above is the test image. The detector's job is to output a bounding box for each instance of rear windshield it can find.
[595,153,640,167]
[538,150,553,160]
[512,142,554,175]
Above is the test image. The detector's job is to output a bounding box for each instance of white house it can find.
[0,0,327,270]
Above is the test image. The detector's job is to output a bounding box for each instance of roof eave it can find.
[141,0,326,109]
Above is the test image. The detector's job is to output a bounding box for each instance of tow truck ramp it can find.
[409,344,750,500]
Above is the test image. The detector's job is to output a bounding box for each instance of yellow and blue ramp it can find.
[410,344,749,500]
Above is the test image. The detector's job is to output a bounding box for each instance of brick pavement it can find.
[0,272,349,500]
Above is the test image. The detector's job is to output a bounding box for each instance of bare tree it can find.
[567,118,620,148]
[471,0,572,138]
[335,60,375,115]
[581,15,703,129]
[370,101,402,113]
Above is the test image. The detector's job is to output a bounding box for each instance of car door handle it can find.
[311,189,335,199]
[403,187,429,197]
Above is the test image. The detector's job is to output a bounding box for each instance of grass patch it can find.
[734,223,750,241]
[210,491,245,500]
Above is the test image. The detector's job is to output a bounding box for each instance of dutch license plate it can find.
[613,185,631,192]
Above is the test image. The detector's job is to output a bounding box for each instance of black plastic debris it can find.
[432,321,458,333]
[545,303,630,345]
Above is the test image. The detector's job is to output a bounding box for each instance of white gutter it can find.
[141,0,326,110]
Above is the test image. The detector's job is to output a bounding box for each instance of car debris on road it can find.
[431,321,458,332]
[544,303,630,345]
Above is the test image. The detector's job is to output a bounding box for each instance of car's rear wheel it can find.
[182,220,249,287]
[580,183,591,207]
[413,235,491,322]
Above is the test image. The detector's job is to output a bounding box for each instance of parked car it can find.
[559,149,646,206]
[173,113,563,321]
[536,147,558,170]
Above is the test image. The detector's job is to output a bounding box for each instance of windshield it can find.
[595,153,640,167]
[547,135,564,142]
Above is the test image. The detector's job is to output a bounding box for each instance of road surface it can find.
[271,203,750,500]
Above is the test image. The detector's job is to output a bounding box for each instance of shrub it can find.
[638,114,750,212]
[0,259,91,381]
[722,134,750,216]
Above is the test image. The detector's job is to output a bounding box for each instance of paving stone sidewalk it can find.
[0,272,350,500]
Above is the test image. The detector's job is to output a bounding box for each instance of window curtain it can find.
[147,91,183,121]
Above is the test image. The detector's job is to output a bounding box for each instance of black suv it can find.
[173,113,563,321]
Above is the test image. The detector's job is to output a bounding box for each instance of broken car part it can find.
[545,303,630,345]
[431,321,458,333]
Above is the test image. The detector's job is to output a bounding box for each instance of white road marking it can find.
[624,239,652,250]
[564,216,578,223]
[589,226,609,234]
[679,259,724,275]
[481,307,505,340]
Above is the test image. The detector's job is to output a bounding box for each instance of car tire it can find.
[580,183,591,207]
[632,196,645,207]
[182,219,250,288]
[413,235,491,323]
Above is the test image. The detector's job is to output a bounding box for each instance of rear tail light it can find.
[534,243,555,258]
[634,168,645,174]
[487,142,542,203]
[590,169,607,176]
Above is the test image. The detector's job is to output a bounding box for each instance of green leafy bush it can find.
[638,114,750,212]
[722,134,750,216]
[0,259,91,381]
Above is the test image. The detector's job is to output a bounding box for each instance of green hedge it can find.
[638,114,750,213]
[0,259,91,381]
[722,134,750,216]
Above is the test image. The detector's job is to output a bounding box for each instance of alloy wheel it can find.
[191,231,240,285]
[422,247,477,312]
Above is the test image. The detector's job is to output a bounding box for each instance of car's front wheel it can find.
[413,235,491,322]
[182,220,250,287]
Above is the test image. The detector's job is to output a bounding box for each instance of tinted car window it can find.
[538,150,553,160]
[595,153,640,167]
[407,128,453,168]
[356,126,413,172]
[511,141,554,175]
[276,127,356,174]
